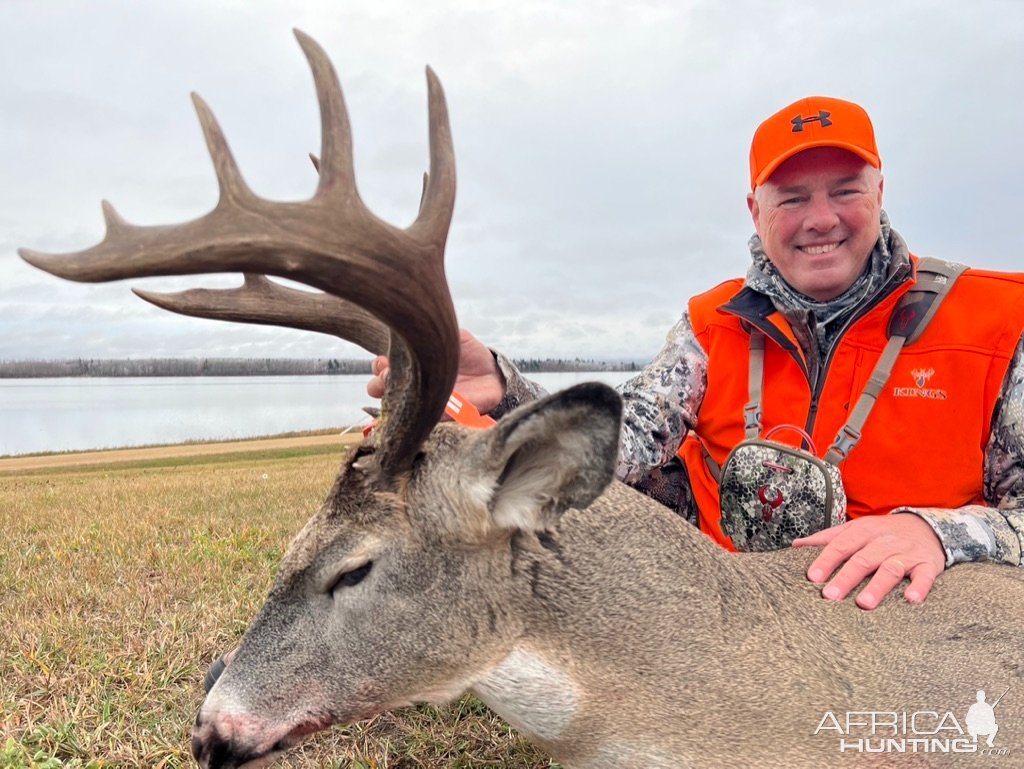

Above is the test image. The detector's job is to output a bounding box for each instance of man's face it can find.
[747,147,884,301]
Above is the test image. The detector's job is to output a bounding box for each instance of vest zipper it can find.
[722,263,913,445]
[802,266,910,438]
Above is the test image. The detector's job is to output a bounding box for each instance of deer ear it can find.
[475,382,622,531]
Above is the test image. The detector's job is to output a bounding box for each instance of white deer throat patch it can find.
[472,647,579,741]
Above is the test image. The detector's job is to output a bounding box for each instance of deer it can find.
[20,30,1024,769]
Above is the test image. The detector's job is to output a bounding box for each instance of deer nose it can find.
[192,710,250,769]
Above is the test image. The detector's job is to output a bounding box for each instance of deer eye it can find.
[329,562,373,593]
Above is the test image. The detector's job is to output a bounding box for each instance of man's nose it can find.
[803,195,840,232]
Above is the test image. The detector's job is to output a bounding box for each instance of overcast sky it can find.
[3,0,1022,362]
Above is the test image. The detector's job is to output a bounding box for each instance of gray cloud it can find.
[3,0,1023,363]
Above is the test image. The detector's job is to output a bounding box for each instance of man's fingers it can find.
[818,546,884,601]
[792,527,841,548]
[366,356,389,399]
[366,376,386,399]
[803,525,864,584]
[904,561,941,604]
[853,557,907,610]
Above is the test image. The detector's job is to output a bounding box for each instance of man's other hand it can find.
[793,514,946,610]
[366,328,505,414]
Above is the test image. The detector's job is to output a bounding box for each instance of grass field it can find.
[0,442,555,768]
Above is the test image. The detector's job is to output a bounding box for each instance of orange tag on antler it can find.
[444,390,496,429]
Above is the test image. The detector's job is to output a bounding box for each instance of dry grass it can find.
[0,448,556,768]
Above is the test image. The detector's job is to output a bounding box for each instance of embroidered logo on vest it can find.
[912,368,935,388]
[893,368,948,400]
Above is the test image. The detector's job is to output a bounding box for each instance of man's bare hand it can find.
[793,514,946,610]
[366,328,505,414]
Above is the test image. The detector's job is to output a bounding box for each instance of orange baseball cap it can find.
[748,96,881,190]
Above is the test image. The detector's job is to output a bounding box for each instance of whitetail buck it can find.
[21,31,1024,769]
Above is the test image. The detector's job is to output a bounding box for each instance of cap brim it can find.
[753,141,881,190]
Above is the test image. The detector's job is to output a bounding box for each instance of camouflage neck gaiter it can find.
[745,210,911,380]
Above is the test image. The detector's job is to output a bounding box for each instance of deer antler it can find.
[20,30,458,475]
[133,275,390,356]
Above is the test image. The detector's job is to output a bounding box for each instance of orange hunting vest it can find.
[678,257,1024,550]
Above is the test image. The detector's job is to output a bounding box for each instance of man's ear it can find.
[747,190,761,232]
[469,383,622,532]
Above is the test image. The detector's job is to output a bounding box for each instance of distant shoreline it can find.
[0,428,362,473]
[0,357,645,378]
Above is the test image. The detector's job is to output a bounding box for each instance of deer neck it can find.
[466,495,795,764]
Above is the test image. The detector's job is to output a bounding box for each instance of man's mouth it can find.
[798,241,843,255]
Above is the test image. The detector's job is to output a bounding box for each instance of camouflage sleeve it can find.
[895,333,1024,567]
[487,350,548,420]
[615,312,708,485]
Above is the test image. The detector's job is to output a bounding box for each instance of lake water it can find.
[0,372,635,457]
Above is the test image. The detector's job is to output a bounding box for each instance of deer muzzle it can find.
[191,697,327,769]
[191,707,278,768]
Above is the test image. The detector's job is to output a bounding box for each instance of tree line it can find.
[512,358,641,373]
[0,358,372,378]
[0,357,643,378]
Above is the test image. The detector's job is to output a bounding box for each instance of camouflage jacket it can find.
[492,249,1024,569]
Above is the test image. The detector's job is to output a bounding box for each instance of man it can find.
[368,95,1024,611]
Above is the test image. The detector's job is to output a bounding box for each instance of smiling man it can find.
[368,96,1024,610]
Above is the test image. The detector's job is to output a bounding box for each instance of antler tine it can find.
[410,67,456,244]
[19,30,460,476]
[294,30,357,198]
[133,275,390,356]
[191,93,259,209]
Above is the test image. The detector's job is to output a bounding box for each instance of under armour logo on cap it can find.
[791,111,832,132]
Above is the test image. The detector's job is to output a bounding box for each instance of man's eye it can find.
[330,562,373,592]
